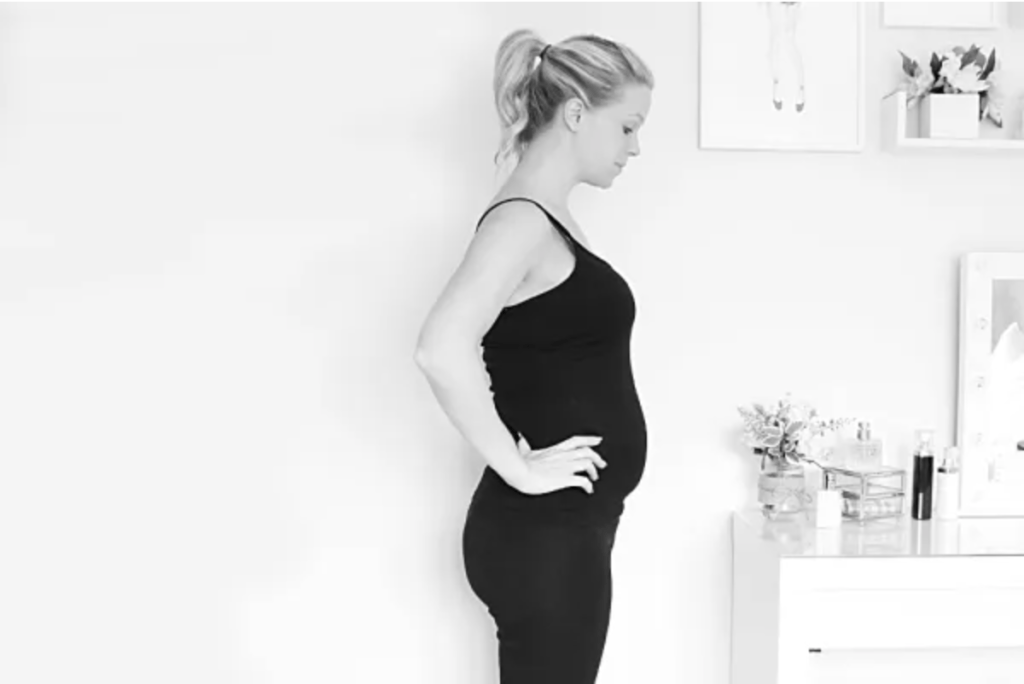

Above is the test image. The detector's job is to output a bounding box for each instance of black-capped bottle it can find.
[911,429,936,520]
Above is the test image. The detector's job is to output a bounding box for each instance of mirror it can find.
[957,253,1024,516]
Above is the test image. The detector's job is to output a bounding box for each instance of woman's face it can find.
[574,84,652,189]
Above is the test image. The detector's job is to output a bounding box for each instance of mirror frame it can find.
[958,252,1024,517]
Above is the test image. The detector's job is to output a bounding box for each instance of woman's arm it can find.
[414,202,550,490]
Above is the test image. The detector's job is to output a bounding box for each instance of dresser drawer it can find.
[799,587,1024,649]
[782,557,1024,650]
[783,556,1024,591]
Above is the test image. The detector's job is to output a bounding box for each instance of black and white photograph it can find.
[4,3,1024,684]
[699,2,865,151]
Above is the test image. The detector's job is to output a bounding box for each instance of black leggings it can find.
[462,503,621,684]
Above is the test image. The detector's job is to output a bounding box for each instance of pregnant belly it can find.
[496,391,648,502]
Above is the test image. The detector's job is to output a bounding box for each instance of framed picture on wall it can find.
[698,2,865,152]
[958,253,1024,517]
[883,2,997,29]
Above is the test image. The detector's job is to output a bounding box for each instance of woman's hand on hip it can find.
[509,433,607,496]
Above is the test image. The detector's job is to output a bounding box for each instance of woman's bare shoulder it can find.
[415,201,552,350]
[473,198,552,246]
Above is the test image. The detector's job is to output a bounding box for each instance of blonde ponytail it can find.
[492,29,547,169]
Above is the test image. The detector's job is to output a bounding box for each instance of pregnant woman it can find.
[414,28,654,684]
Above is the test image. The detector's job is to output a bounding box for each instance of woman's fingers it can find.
[573,458,599,481]
[584,447,608,469]
[556,435,603,453]
[565,446,607,470]
[572,475,594,494]
[538,444,607,471]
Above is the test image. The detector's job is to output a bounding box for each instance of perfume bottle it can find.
[846,421,884,471]
[935,446,961,520]
[911,429,936,521]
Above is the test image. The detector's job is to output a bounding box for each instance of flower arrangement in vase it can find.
[738,394,855,519]
[893,44,1002,135]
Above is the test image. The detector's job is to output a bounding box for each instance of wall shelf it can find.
[883,90,1024,152]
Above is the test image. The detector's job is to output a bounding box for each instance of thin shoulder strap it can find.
[474,197,575,245]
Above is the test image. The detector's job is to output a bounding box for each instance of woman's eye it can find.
[623,127,634,135]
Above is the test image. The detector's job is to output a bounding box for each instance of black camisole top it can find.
[469,197,647,525]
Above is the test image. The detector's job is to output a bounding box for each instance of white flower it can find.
[939,56,962,81]
[949,64,988,93]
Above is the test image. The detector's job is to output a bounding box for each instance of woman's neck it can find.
[505,138,578,211]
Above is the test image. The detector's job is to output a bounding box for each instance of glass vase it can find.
[757,453,809,520]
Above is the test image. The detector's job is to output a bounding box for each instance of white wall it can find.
[1,3,1024,683]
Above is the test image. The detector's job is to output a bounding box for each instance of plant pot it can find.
[920,93,980,139]
[757,455,809,520]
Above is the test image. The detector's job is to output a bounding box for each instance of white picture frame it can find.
[883,2,997,29]
[698,2,865,152]
[957,253,1024,517]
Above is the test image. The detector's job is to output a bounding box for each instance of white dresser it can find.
[731,509,1024,684]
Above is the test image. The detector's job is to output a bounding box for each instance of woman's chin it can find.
[586,173,618,190]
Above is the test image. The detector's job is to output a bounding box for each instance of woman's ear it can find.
[562,97,585,132]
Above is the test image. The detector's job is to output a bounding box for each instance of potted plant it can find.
[738,394,854,519]
[895,44,1000,139]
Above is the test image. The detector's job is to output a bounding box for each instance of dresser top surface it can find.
[734,508,1024,558]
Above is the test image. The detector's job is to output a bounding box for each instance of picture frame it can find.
[882,2,997,29]
[957,253,1024,517]
[698,2,865,152]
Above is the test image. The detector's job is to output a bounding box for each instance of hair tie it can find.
[539,44,551,60]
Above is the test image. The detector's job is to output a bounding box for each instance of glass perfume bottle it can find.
[844,421,884,471]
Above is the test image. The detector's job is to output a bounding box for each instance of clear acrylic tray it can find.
[823,465,907,522]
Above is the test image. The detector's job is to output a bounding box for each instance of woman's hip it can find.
[461,503,620,614]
